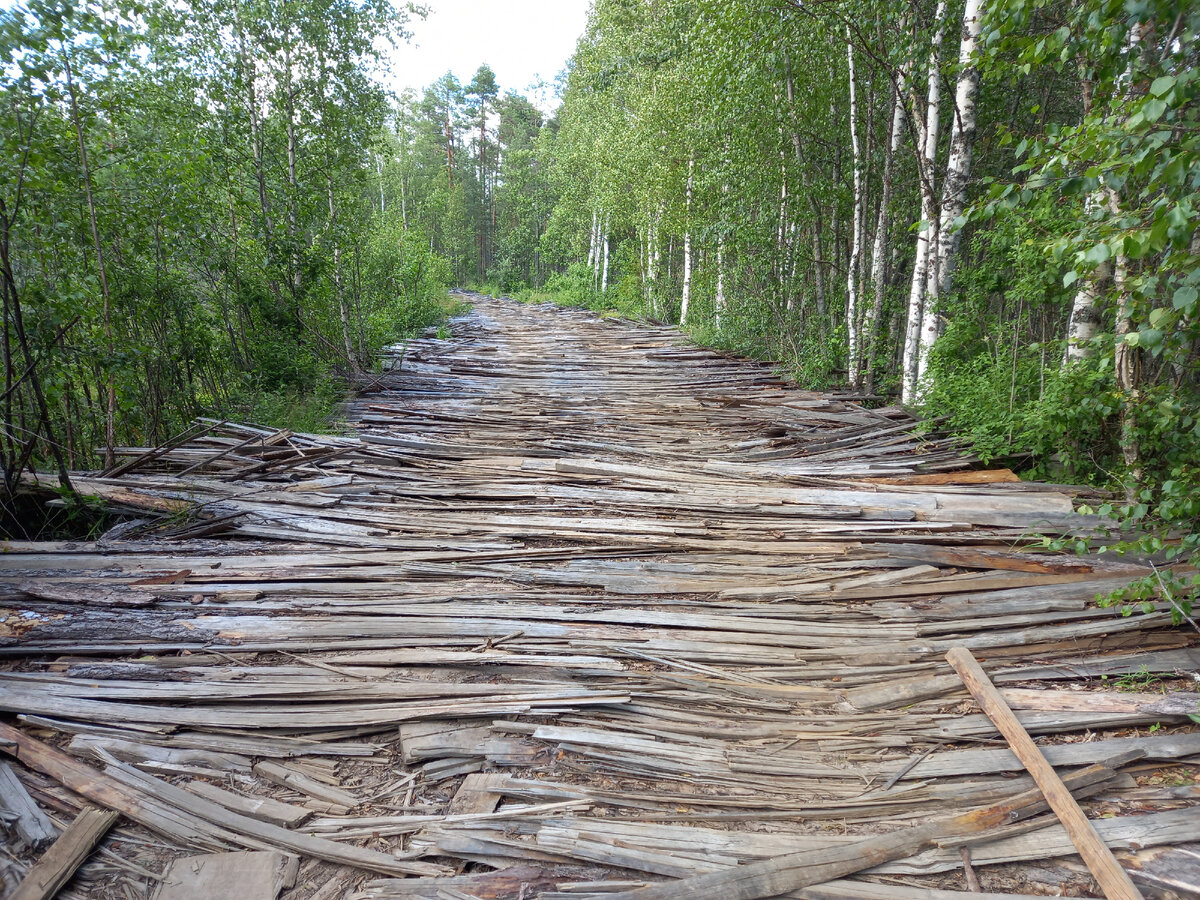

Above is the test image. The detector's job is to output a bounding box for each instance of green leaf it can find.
[1063,269,1079,288]
[1174,286,1198,311]
[1138,327,1163,348]
[1149,75,1175,97]
[1142,99,1166,122]
[1083,242,1110,264]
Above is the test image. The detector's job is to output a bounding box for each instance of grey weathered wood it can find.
[4,296,1191,896]
[0,761,57,850]
[183,781,312,828]
[891,732,1200,780]
[11,806,117,900]
[251,761,358,809]
[1122,843,1200,898]
[153,851,293,900]
[946,647,1144,900]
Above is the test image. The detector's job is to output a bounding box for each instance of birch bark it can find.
[901,0,947,405]
[680,155,694,325]
[864,87,905,391]
[846,31,864,387]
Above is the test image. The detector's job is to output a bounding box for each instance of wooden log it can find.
[11,806,118,900]
[945,647,1144,900]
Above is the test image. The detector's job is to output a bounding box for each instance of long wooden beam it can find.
[946,646,1144,900]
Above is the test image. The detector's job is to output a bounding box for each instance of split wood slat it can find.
[599,759,1130,900]
[10,806,118,900]
[251,761,358,810]
[0,761,57,850]
[4,296,1195,896]
[183,781,313,828]
[945,647,1144,900]
[0,722,448,878]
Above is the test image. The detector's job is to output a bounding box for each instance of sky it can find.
[387,0,591,111]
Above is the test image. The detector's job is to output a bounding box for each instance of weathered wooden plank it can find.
[0,722,449,878]
[0,761,57,850]
[10,806,118,900]
[183,781,313,829]
[154,851,296,900]
[946,647,1144,900]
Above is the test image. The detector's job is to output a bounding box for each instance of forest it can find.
[1,0,1198,606]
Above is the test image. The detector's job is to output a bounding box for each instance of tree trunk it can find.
[918,0,985,397]
[1112,21,1152,499]
[846,31,864,387]
[587,208,598,270]
[681,155,694,325]
[901,0,947,405]
[864,87,905,391]
[327,175,356,371]
[649,207,661,317]
[1064,256,1107,363]
[933,0,985,301]
[716,237,726,329]
[601,213,610,293]
[1064,80,1103,367]
[283,41,301,305]
[0,211,74,494]
[812,211,828,329]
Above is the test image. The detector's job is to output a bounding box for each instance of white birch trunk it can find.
[933,0,985,301]
[587,209,598,270]
[680,155,694,325]
[901,0,947,405]
[1113,22,1150,496]
[601,213,611,293]
[845,31,864,387]
[1065,251,1107,363]
[649,209,661,316]
[864,87,905,388]
[716,239,726,329]
[717,178,729,329]
[917,0,985,397]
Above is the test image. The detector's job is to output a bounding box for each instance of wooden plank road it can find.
[1,294,1197,898]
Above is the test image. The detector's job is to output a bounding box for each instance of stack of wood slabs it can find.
[2,294,1197,900]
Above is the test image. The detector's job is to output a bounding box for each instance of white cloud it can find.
[386,0,590,111]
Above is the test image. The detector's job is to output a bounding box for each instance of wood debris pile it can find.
[2,295,1198,899]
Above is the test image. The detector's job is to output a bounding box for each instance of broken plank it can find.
[11,806,118,900]
[154,851,297,900]
[0,760,57,850]
[0,721,448,878]
[183,781,313,829]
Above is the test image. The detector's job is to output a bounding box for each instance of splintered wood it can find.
[2,295,1198,900]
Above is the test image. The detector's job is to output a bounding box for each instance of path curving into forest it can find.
[1,294,1196,898]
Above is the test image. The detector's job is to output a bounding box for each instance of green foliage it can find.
[918,197,1123,477]
[0,0,456,487]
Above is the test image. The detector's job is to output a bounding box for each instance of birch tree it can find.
[914,0,985,395]
[901,0,947,405]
